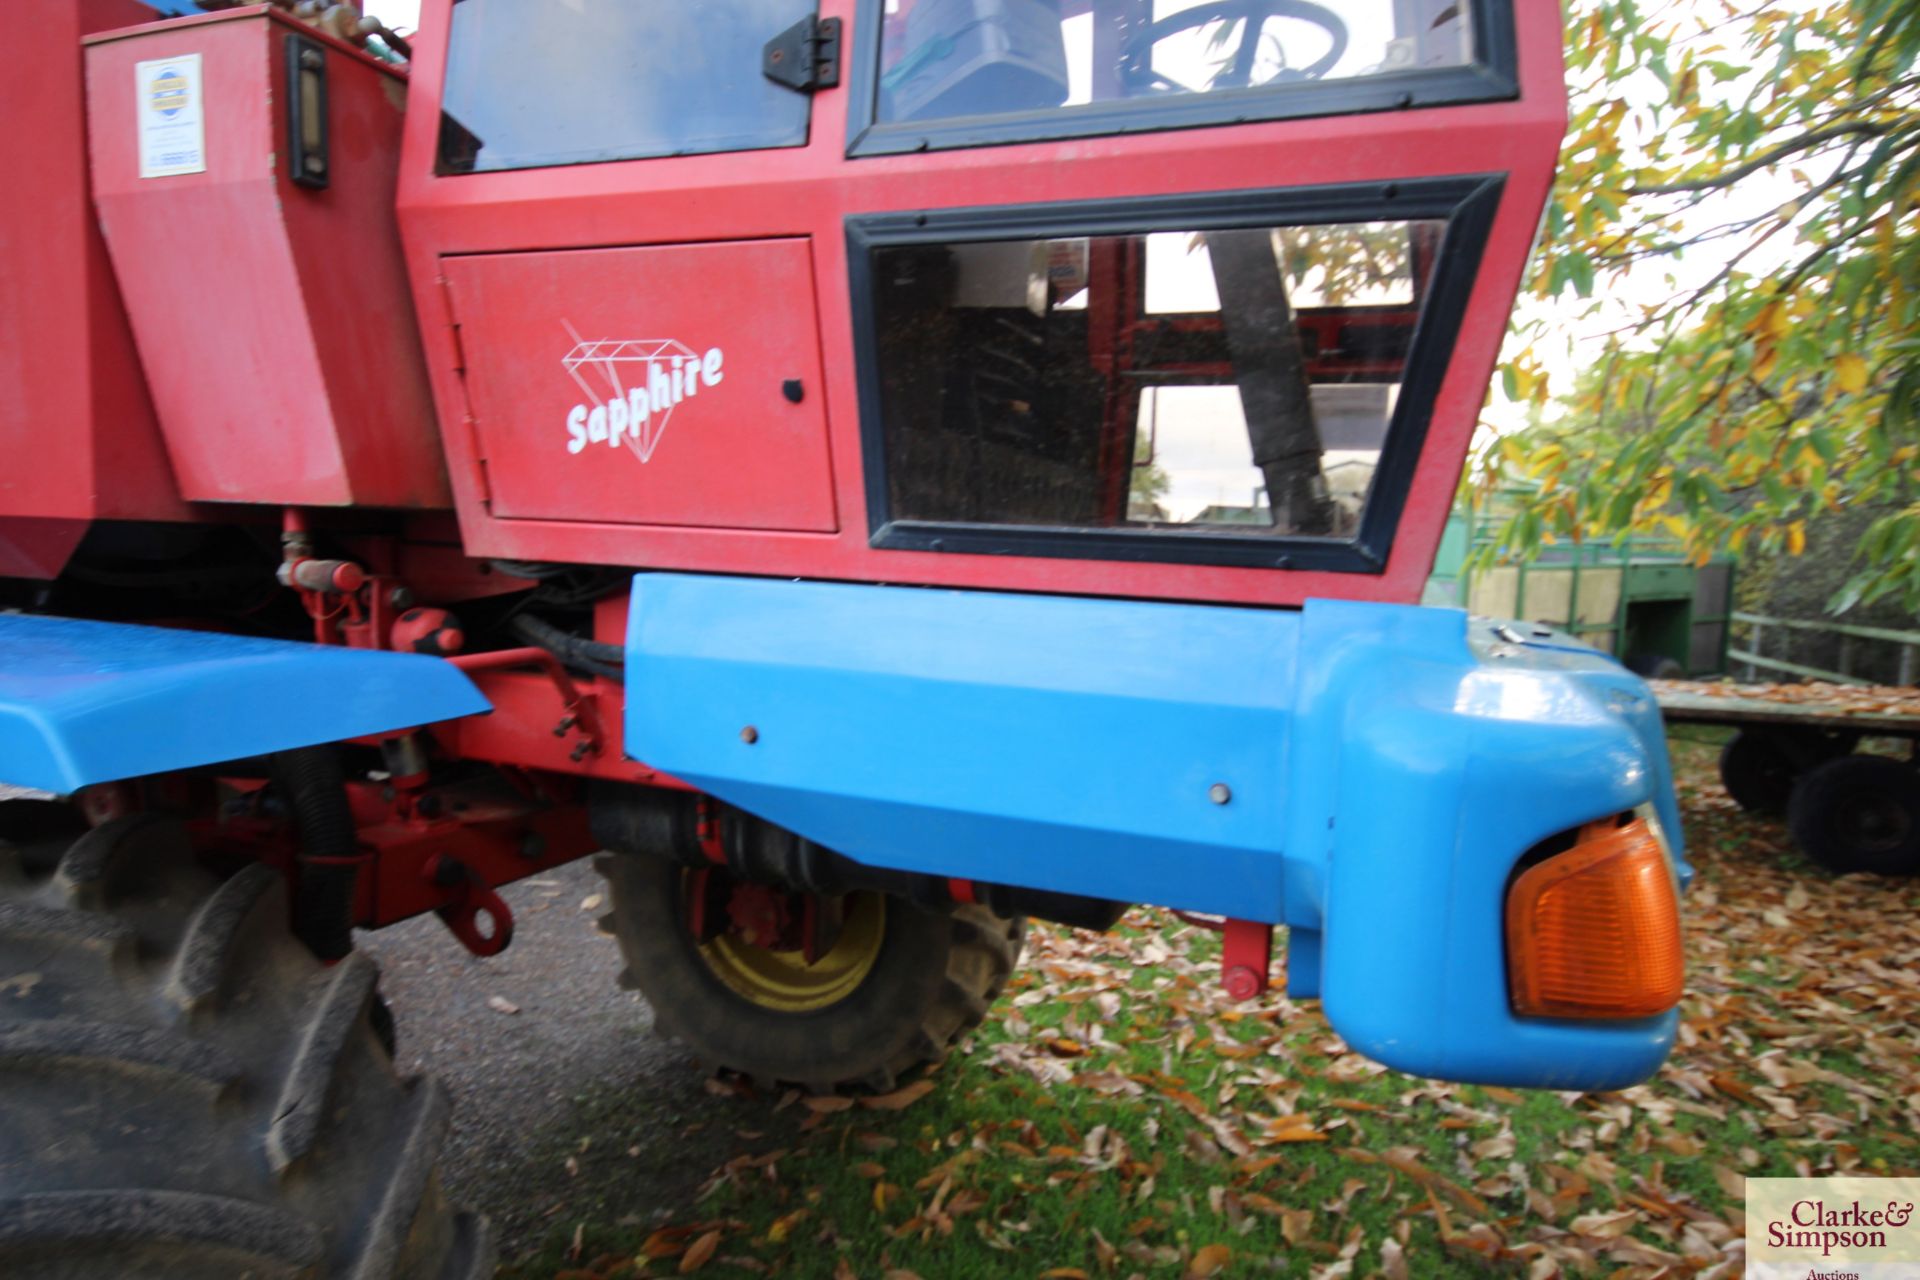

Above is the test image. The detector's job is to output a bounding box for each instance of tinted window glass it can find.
[867,219,1442,540]
[875,0,1472,126]
[439,0,818,173]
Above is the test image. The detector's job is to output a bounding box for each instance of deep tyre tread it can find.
[268,952,380,1175]
[0,1190,325,1272]
[0,809,491,1280]
[599,851,1025,1092]
[0,1022,239,1093]
[165,862,281,1013]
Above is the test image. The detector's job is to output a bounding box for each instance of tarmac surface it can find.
[357,856,742,1257]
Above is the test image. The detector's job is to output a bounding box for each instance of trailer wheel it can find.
[0,806,491,1280]
[1624,653,1685,680]
[596,853,1024,1092]
[1788,754,1920,877]
[1718,730,1803,815]
[1719,729,1859,815]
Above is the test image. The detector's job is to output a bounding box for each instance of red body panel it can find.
[397,0,1567,608]
[0,0,193,577]
[85,7,448,509]
[443,242,838,531]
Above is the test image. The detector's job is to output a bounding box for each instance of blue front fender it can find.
[0,615,489,793]
[622,573,1688,1091]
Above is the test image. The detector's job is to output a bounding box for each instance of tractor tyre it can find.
[596,852,1025,1092]
[0,806,491,1280]
[1787,754,1920,877]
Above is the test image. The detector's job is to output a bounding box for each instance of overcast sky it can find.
[365,0,418,31]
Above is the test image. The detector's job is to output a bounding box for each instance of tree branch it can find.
[1626,119,1903,195]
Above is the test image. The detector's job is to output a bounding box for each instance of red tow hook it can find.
[425,854,514,957]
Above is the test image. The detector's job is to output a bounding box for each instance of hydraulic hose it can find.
[507,613,625,682]
[271,746,361,962]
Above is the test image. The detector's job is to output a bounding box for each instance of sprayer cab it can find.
[394,0,1560,610]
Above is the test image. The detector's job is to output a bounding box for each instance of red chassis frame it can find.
[396,0,1565,609]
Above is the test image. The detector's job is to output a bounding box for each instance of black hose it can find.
[508,613,625,681]
[272,746,360,962]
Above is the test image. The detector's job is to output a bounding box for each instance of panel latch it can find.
[763,15,842,93]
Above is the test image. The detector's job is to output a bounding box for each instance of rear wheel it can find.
[1788,754,1920,876]
[0,806,490,1280]
[597,853,1024,1092]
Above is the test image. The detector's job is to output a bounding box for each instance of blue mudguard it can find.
[0,615,489,794]
[623,573,1690,1091]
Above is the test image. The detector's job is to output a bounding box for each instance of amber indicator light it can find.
[1506,818,1684,1020]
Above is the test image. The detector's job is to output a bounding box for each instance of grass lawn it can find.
[501,732,1920,1279]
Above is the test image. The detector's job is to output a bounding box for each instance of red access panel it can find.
[442,240,837,532]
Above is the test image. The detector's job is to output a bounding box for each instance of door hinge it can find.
[472,436,492,511]
[763,15,841,93]
[437,277,467,372]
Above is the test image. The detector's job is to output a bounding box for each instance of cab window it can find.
[849,178,1499,570]
[853,0,1511,154]
[438,0,819,173]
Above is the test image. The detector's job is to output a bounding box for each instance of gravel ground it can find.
[355,857,743,1261]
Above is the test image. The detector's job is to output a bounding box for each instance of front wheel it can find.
[596,853,1024,1092]
[0,806,490,1280]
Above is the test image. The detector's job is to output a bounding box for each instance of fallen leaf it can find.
[639,1228,692,1259]
[1569,1208,1641,1239]
[861,1079,936,1111]
[678,1229,720,1274]
[1186,1243,1232,1277]
[802,1095,856,1113]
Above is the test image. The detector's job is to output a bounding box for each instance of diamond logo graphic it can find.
[560,330,703,464]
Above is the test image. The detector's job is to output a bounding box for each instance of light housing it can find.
[1506,817,1684,1020]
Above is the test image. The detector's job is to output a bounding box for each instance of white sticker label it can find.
[136,54,206,178]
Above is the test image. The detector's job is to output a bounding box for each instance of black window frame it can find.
[845,0,1519,158]
[846,175,1505,572]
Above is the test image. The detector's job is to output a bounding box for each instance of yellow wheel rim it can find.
[695,888,886,1013]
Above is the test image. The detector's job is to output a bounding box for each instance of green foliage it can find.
[1478,1,1920,611]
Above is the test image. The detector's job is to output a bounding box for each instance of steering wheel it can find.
[1121,0,1350,95]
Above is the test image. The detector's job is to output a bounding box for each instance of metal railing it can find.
[1732,611,1920,686]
